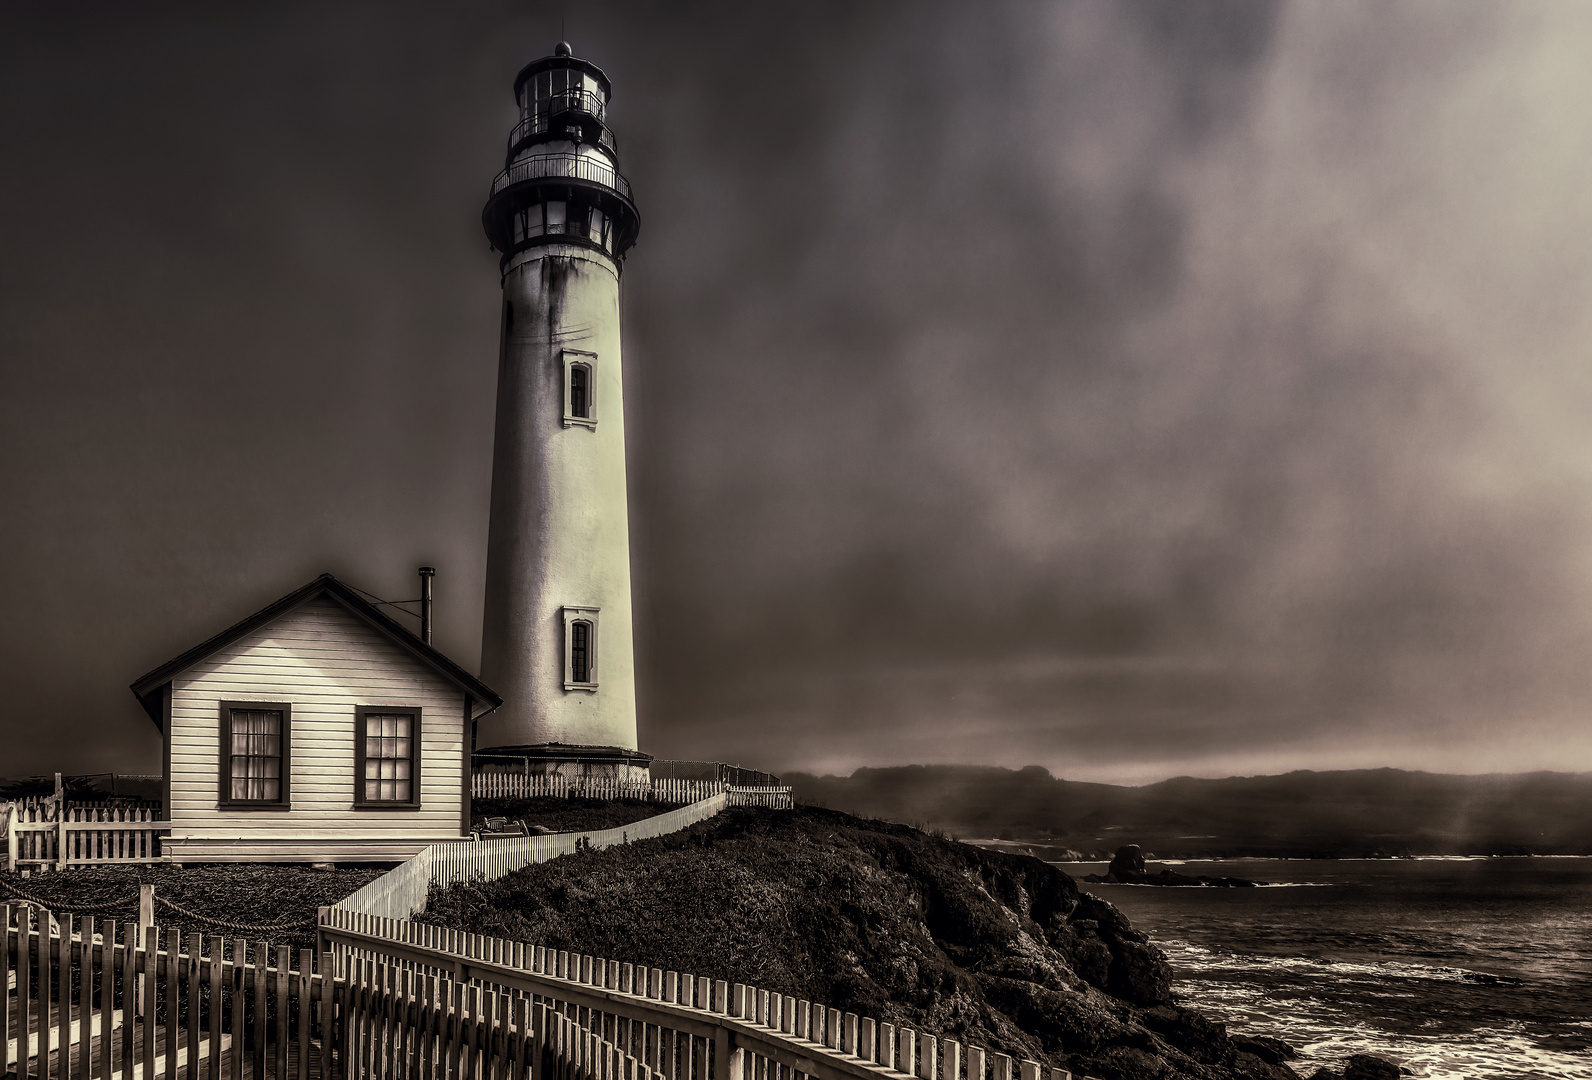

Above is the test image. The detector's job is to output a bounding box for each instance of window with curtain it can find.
[358,708,418,804]
[223,704,288,804]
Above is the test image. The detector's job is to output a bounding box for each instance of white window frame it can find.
[562,605,600,691]
[562,349,598,429]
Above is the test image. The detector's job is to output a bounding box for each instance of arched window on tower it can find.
[571,621,590,682]
[570,364,590,419]
[562,350,597,428]
[562,606,600,690]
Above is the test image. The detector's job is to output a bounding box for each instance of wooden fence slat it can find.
[297,949,313,1080]
[208,936,224,1080]
[446,978,463,1080]
[186,934,202,1080]
[358,959,371,1080]
[141,924,157,1080]
[365,957,378,1080]
[79,917,94,1080]
[419,974,437,1080]
[317,951,334,1080]
[357,959,373,1080]
[16,908,30,1080]
[510,993,526,1080]
[275,945,291,1080]
[57,913,74,1080]
[98,920,115,1080]
[39,907,53,1080]
[230,939,245,1080]
[251,939,267,1080]
[404,966,421,1080]
[381,960,397,1080]
[1,905,12,1080]
[164,928,180,1080]
[119,924,135,1080]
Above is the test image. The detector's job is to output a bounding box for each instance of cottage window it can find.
[355,706,421,807]
[562,350,597,428]
[562,606,599,690]
[220,701,291,807]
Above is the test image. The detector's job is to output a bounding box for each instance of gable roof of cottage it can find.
[129,573,502,728]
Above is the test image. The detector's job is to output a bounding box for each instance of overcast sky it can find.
[5,1,1592,784]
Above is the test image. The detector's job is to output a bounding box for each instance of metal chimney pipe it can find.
[418,566,436,644]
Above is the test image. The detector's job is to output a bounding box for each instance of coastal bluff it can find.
[418,805,1300,1080]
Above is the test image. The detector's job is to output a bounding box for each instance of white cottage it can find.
[130,573,501,863]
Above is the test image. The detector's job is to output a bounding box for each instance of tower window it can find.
[571,622,591,682]
[562,350,598,428]
[570,364,590,419]
[562,606,600,690]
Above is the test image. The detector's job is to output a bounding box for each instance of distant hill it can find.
[786,765,1592,858]
[0,773,162,802]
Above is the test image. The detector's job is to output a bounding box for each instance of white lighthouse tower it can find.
[476,42,649,780]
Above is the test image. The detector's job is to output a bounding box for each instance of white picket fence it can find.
[317,908,1104,1080]
[470,775,732,805]
[337,795,735,921]
[338,786,794,923]
[3,800,166,872]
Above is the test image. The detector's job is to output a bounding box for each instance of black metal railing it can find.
[509,109,617,156]
[528,87,606,122]
[648,759,784,787]
[490,152,633,202]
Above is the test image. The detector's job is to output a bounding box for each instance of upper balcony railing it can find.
[490,152,633,203]
[529,87,606,123]
[509,110,618,156]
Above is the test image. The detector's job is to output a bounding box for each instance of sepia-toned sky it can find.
[5,1,1592,784]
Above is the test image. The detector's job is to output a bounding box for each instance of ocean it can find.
[1066,857,1592,1079]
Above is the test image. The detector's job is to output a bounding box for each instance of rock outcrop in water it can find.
[1083,845,1265,888]
[1307,1053,1406,1080]
[420,807,1299,1080]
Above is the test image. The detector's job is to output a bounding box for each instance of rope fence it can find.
[0,876,313,934]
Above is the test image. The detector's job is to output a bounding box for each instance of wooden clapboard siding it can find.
[166,597,467,862]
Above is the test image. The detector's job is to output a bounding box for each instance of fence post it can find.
[55,777,67,871]
[137,883,154,1013]
[5,804,16,872]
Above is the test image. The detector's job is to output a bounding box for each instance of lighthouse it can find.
[475,42,648,780]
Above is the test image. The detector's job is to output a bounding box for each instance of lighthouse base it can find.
[472,743,653,786]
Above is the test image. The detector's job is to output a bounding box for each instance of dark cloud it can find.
[4,2,1591,783]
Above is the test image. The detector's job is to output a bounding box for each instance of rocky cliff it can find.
[419,805,1298,1080]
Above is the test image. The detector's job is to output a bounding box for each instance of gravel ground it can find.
[0,864,387,949]
[0,799,675,948]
